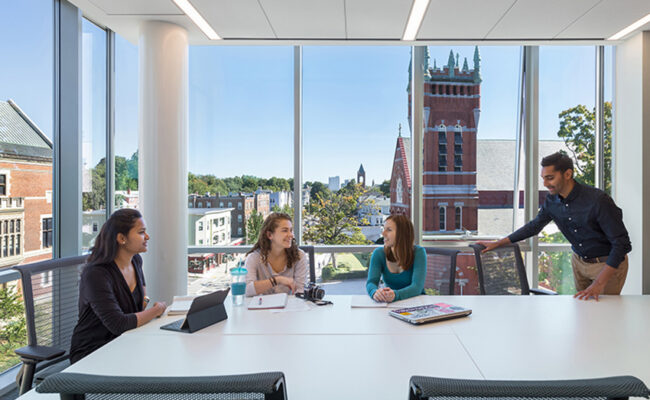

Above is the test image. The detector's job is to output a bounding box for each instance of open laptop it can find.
[389,302,472,325]
[160,288,230,333]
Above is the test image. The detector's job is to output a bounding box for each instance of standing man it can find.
[478,152,631,300]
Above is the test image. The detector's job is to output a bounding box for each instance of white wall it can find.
[614,31,650,294]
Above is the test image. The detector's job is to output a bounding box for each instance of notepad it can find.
[167,295,197,316]
[350,295,388,308]
[247,293,288,310]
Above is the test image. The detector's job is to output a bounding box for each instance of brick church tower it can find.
[391,47,481,234]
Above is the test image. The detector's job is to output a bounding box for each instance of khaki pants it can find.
[571,253,628,294]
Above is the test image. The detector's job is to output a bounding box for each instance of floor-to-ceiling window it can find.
[0,0,54,376]
[81,18,107,251]
[302,46,410,294]
[186,46,293,294]
[537,46,597,294]
[114,34,139,211]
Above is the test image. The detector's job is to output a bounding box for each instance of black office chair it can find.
[423,247,460,295]
[469,243,554,295]
[409,375,650,400]
[37,371,287,400]
[299,245,316,284]
[13,255,87,395]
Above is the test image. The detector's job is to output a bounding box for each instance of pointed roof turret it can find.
[358,164,365,174]
[447,50,455,77]
[462,57,469,72]
[473,45,482,83]
[433,58,437,70]
[398,123,402,137]
[407,48,412,92]
[424,47,430,73]
[456,53,460,68]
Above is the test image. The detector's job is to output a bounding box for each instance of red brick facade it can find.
[4,160,53,264]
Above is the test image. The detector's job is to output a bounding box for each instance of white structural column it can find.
[138,21,189,302]
[614,31,650,294]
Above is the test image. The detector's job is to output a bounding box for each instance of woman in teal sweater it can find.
[366,214,427,302]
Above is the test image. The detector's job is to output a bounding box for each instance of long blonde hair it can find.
[384,214,415,270]
[246,213,301,268]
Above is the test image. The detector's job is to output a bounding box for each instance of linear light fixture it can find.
[402,0,431,41]
[172,0,221,40]
[608,13,650,40]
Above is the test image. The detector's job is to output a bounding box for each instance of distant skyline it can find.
[1,1,611,186]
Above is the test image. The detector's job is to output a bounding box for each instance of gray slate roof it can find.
[477,140,571,191]
[0,100,53,161]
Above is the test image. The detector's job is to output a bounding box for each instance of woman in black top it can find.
[70,209,166,363]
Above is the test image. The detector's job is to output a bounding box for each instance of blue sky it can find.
[1,1,611,185]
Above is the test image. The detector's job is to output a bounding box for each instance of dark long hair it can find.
[86,208,143,266]
[384,214,415,270]
[246,213,300,268]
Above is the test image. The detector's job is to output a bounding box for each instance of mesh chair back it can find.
[37,371,288,400]
[409,375,650,400]
[13,256,87,352]
[469,243,529,295]
[298,245,316,284]
[423,247,459,295]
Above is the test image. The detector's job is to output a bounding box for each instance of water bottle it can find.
[230,264,247,306]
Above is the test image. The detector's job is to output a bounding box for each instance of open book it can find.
[248,293,288,310]
[167,295,197,315]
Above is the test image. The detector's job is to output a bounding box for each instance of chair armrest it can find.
[15,345,65,362]
[530,288,556,295]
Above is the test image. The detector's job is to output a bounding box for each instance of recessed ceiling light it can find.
[172,0,221,40]
[608,13,650,41]
[402,0,431,41]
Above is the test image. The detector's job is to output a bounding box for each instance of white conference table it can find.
[19,295,650,400]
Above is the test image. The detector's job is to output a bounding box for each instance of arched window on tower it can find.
[439,207,446,231]
[455,207,462,230]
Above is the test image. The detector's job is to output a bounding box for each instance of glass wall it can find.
[537,46,596,293]
[114,34,139,210]
[419,46,520,295]
[0,0,54,373]
[81,18,107,251]
[186,46,293,294]
[302,46,410,293]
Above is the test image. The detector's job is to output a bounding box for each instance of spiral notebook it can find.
[247,293,288,310]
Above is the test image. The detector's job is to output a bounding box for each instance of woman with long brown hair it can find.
[366,214,426,302]
[70,209,166,364]
[244,213,307,296]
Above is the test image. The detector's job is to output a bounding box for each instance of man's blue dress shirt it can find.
[508,181,631,268]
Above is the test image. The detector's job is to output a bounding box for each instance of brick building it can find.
[189,193,254,238]
[0,100,53,268]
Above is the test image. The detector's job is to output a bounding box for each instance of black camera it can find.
[302,282,325,301]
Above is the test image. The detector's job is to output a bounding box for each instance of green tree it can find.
[379,180,391,197]
[82,159,107,211]
[538,231,575,294]
[304,183,371,268]
[308,182,329,206]
[556,101,612,193]
[0,285,26,370]
[246,210,264,244]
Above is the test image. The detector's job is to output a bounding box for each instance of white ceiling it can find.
[70,0,650,45]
